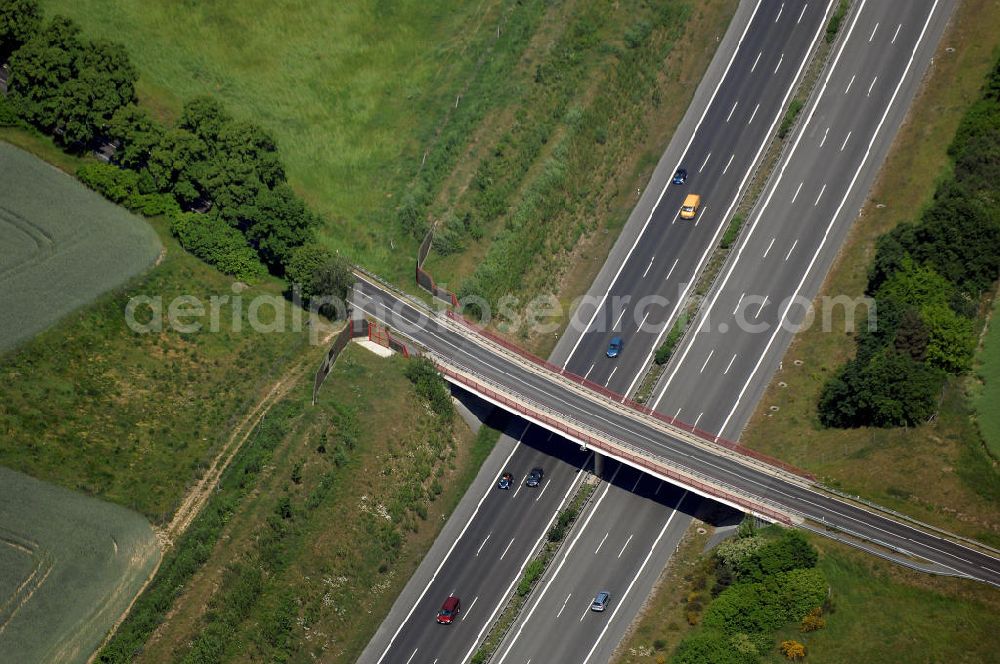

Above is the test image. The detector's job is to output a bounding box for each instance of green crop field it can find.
[0,142,161,353]
[37,0,511,280]
[0,467,159,664]
[0,150,316,522]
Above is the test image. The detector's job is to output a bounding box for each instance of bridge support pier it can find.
[593,451,604,479]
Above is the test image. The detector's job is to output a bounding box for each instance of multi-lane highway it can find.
[655,0,954,439]
[560,0,832,399]
[489,3,840,660]
[361,2,831,661]
[359,1,982,662]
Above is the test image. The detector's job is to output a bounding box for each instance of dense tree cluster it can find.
[0,0,337,289]
[671,525,827,664]
[818,55,1000,428]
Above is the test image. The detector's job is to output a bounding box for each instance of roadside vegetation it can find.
[614,522,1000,664]
[29,0,533,283]
[421,0,738,349]
[742,0,1000,543]
[0,214,313,522]
[100,345,497,663]
[817,56,1000,428]
[972,293,1000,458]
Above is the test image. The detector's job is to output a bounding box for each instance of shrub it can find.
[655,315,688,365]
[825,0,849,43]
[720,215,744,249]
[170,212,266,282]
[777,99,804,139]
[404,357,454,421]
[517,559,545,596]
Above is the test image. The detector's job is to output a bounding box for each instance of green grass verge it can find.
[973,292,1000,458]
[37,0,525,281]
[765,538,1000,664]
[0,211,312,523]
[740,0,1000,542]
[106,346,498,663]
[0,142,161,352]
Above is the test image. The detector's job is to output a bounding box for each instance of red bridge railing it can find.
[444,310,814,481]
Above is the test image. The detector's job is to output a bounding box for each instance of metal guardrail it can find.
[817,484,1000,558]
[477,473,602,664]
[440,311,816,484]
[433,353,797,525]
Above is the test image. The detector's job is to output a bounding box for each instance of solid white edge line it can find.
[651,0,863,410]
[495,466,622,663]
[633,0,839,402]
[375,423,528,663]
[581,492,688,664]
[462,455,591,663]
[716,0,941,437]
[560,0,764,369]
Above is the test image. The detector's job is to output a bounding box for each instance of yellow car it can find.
[680,193,701,220]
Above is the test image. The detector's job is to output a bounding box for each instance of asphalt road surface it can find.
[560,0,832,399]
[351,275,1000,585]
[358,1,984,663]
[654,0,956,440]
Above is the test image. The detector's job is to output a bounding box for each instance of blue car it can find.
[672,168,687,185]
[606,336,623,358]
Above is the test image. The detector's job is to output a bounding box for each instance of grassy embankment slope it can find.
[103,346,498,663]
[742,0,1000,545]
[37,0,521,283]
[0,201,314,523]
[972,292,1000,459]
[615,525,1000,664]
[421,0,737,353]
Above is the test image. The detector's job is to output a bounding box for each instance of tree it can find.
[54,39,137,146]
[921,302,975,373]
[0,0,42,60]
[170,212,265,282]
[6,15,82,129]
[672,630,754,664]
[244,183,317,271]
[893,307,929,361]
[284,243,334,297]
[146,128,207,204]
[108,104,165,170]
[308,254,355,315]
[875,256,954,311]
[780,640,806,661]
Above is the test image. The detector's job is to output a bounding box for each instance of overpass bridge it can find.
[351,272,1000,587]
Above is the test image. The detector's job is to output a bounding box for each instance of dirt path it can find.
[89,330,337,663]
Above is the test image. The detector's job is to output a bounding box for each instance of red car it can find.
[437,596,461,624]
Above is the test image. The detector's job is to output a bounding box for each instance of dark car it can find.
[606,336,623,358]
[437,596,461,624]
[525,467,544,487]
[591,591,611,612]
[497,472,513,490]
[672,168,687,185]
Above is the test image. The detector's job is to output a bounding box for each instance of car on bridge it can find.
[497,472,513,490]
[606,336,623,358]
[525,467,544,487]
